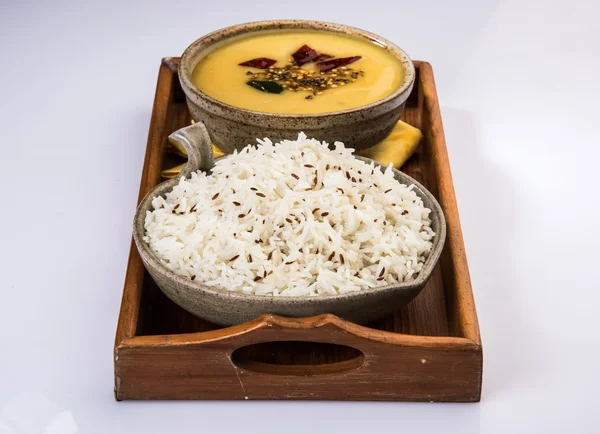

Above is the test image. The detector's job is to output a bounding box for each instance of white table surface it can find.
[1,0,599,433]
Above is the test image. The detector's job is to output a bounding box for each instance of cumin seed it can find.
[321,212,329,217]
[291,173,299,180]
[256,192,266,198]
[304,164,314,168]
[233,201,241,206]
[238,214,246,218]
[379,267,386,278]
[212,193,219,200]
[248,254,253,262]
[229,255,239,262]
[385,189,392,193]
[268,251,273,260]
[191,275,196,281]
[340,254,345,264]
[328,251,335,261]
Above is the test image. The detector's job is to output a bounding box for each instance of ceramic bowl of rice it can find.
[133,122,446,326]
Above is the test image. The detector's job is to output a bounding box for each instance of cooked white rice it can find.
[144,133,435,296]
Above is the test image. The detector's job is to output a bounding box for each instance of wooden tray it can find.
[114,58,482,402]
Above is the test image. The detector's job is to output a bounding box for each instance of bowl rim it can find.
[133,156,447,303]
[178,19,416,119]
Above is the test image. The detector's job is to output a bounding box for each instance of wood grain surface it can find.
[114,58,482,402]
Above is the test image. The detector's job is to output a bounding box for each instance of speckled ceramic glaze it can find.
[133,122,446,326]
[178,20,416,153]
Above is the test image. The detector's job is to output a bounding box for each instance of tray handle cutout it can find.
[231,341,365,376]
[222,314,373,376]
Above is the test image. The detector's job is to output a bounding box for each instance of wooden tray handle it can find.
[224,314,373,348]
[227,314,368,376]
[168,121,214,174]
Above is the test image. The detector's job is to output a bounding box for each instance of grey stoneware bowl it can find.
[133,122,446,326]
[178,20,416,153]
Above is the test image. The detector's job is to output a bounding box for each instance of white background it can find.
[1,0,599,433]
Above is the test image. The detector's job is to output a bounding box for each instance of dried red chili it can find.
[291,45,320,66]
[317,56,362,72]
[239,57,277,69]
